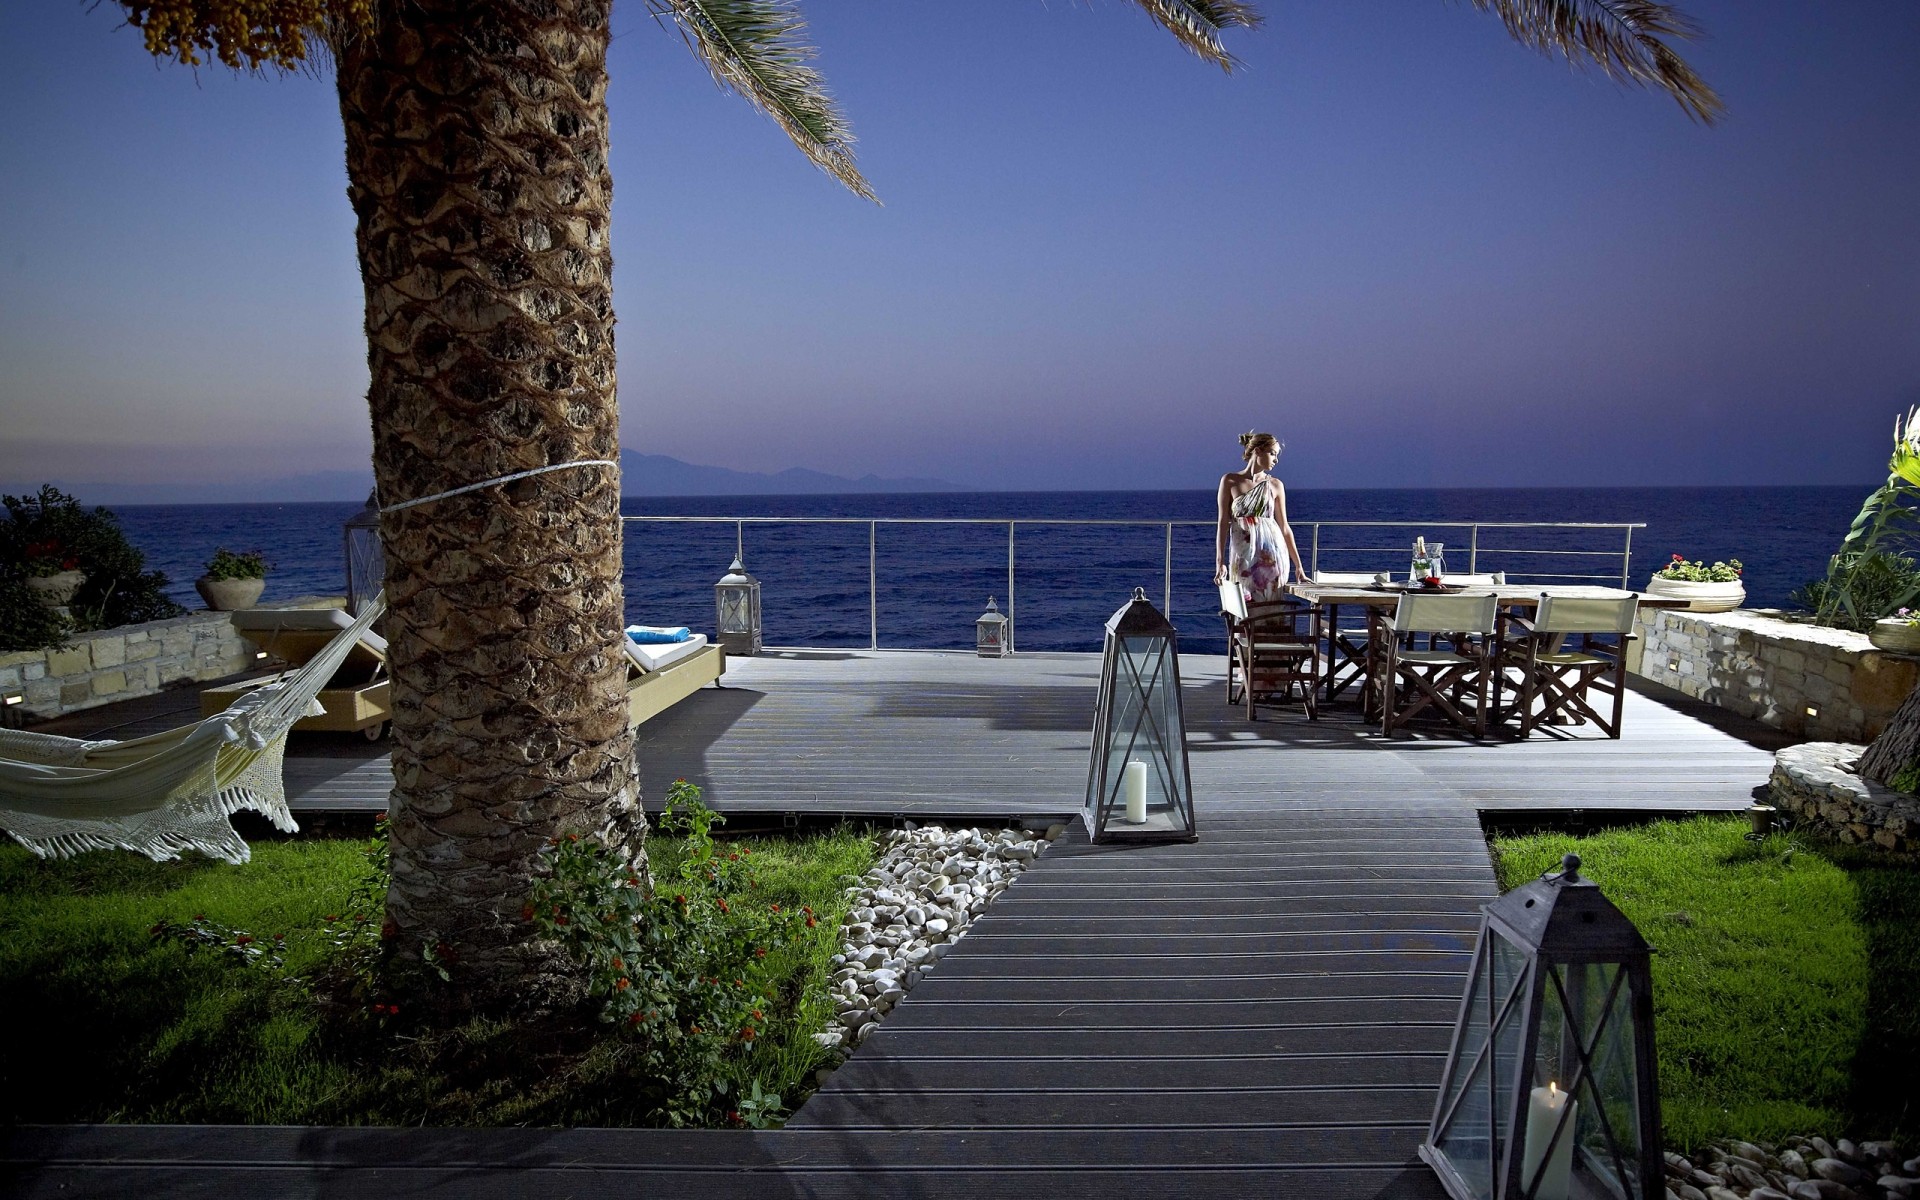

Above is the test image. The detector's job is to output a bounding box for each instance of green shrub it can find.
[0,486,184,651]
[529,781,811,1127]
[204,548,270,581]
[1794,551,1920,631]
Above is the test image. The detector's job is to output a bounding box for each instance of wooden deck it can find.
[6,651,1782,1197]
[29,649,1780,820]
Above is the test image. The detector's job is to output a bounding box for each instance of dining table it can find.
[1282,581,1690,708]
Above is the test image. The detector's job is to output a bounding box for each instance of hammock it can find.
[0,596,387,864]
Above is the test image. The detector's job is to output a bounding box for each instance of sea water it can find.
[107,486,1864,655]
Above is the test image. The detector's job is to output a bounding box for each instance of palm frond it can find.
[1131,0,1264,73]
[652,0,874,201]
[1469,0,1723,123]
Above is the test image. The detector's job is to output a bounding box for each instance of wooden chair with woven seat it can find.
[1368,592,1499,738]
[1239,596,1322,721]
[1495,594,1639,738]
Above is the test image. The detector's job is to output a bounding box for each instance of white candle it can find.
[1123,761,1148,824]
[1519,1081,1578,1200]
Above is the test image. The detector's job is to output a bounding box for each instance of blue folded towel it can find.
[626,625,691,645]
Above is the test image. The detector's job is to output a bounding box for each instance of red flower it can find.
[755,948,767,959]
[235,934,253,945]
[520,904,536,921]
[752,1009,763,1020]
[716,899,729,913]
[612,957,625,971]
[615,977,630,990]
[554,915,569,927]
[769,904,780,913]
[805,917,816,928]
[629,1012,645,1026]
[740,1027,756,1042]
[1672,553,1685,561]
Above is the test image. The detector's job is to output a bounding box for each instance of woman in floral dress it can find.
[1214,431,1308,604]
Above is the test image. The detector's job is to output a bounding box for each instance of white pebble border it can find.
[1666,1137,1915,1200]
[811,821,1066,1066]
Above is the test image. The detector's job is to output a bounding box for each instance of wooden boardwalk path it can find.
[7,650,1780,1196]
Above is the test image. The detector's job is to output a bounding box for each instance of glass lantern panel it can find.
[1433,931,1531,1200]
[1556,961,1643,1200]
[346,529,384,616]
[719,590,751,633]
[1527,961,1640,1200]
[1097,635,1182,833]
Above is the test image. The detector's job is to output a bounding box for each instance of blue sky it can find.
[1,1,1915,494]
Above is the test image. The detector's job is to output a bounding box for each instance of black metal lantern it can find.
[976,597,1010,657]
[1421,854,1662,1200]
[1084,588,1196,843]
[343,492,384,617]
[715,555,762,657]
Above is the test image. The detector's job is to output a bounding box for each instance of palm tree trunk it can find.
[335,0,639,1008]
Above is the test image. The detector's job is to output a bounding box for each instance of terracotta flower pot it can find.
[1870,619,1920,654]
[25,569,85,608]
[1643,576,1745,613]
[196,575,266,611]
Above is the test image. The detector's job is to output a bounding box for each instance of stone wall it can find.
[1630,608,1920,743]
[1769,742,1920,857]
[0,596,345,722]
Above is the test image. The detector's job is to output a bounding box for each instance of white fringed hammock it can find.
[0,596,386,864]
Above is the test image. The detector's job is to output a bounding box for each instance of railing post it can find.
[1469,525,1479,575]
[869,521,878,650]
[1621,524,1634,589]
[735,520,744,564]
[1310,523,1320,579]
[1007,522,1017,654]
[1165,523,1174,618]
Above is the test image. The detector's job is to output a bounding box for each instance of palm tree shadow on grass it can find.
[1840,848,1920,1140]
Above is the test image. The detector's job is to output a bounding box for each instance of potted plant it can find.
[196,548,270,611]
[22,538,84,608]
[1871,608,1920,654]
[1645,554,1745,612]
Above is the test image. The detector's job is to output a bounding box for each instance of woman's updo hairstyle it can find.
[1239,430,1281,464]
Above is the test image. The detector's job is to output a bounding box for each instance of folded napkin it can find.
[626,625,691,644]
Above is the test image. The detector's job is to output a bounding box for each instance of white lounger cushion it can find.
[625,633,709,674]
[230,607,389,656]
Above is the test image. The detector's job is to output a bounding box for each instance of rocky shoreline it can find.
[812,822,1065,1063]
[1668,1136,1915,1200]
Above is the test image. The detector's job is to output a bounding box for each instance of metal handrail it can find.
[621,516,1644,652]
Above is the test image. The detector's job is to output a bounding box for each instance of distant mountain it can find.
[618,451,960,496]
[4,454,958,505]
[9,470,377,507]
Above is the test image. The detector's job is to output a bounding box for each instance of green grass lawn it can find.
[0,824,872,1126]
[1493,816,1919,1149]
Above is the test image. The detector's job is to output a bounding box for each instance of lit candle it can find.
[1123,761,1148,824]
[1520,1081,1578,1200]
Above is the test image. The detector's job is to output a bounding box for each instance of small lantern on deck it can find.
[715,555,762,657]
[1084,588,1197,843]
[342,492,385,617]
[976,597,1011,657]
[1421,853,1662,1200]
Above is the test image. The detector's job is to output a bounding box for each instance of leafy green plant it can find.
[0,486,184,650]
[528,780,810,1127]
[204,548,270,581]
[1807,410,1920,628]
[1795,552,1920,632]
[1655,555,1742,583]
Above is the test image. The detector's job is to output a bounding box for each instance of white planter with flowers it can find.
[1644,556,1744,612]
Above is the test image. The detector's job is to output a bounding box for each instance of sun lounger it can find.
[623,633,725,725]
[200,606,391,739]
